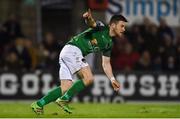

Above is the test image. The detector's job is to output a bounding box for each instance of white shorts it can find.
[59,44,89,80]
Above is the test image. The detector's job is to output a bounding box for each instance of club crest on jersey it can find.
[90,38,98,45]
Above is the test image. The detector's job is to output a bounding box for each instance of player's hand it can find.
[83,8,92,19]
[111,79,120,92]
[83,9,96,27]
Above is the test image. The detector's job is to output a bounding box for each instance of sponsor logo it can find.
[90,38,98,46]
[106,0,179,26]
[0,72,179,102]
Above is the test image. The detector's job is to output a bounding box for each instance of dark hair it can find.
[109,15,128,25]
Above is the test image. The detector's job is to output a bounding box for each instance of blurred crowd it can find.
[0,14,180,72]
[111,17,180,72]
[0,14,64,71]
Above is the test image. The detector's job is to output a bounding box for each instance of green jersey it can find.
[67,22,113,57]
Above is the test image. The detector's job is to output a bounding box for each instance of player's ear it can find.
[110,23,116,29]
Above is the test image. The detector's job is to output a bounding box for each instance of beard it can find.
[118,32,123,37]
[114,27,124,38]
[115,30,123,38]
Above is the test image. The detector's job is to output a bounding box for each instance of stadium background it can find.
[0,0,180,117]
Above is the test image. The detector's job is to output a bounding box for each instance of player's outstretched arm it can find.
[83,9,97,28]
[102,56,120,91]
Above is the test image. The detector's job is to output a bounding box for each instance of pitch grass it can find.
[0,101,180,118]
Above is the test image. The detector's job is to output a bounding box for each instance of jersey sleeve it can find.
[102,46,112,57]
[102,40,113,57]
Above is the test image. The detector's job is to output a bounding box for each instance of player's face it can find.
[114,21,126,37]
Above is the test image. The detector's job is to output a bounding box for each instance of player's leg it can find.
[31,70,73,115]
[54,49,75,113]
[56,66,94,114]
[31,66,65,115]
[31,45,72,115]
[31,79,67,115]
[58,45,94,101]
[31,79,73,115]
[56,44,93,113]
[31,86,62,115]
[60,66,93,101]
[55,79,73,113]
[61,80,73,94]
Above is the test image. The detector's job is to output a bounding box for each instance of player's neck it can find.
[109,26,115,37]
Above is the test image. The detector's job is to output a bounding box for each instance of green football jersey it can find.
[67,23,113,57]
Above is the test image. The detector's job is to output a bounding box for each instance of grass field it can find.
[0,101,180,118]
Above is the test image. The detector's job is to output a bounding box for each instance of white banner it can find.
[0,72,180,101]
[106,0,180,26]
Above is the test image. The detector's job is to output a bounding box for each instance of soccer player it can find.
[31,9,127,115]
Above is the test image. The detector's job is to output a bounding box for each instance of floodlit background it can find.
[0,0,180,118]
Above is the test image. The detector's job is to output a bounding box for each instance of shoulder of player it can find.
[96,21,105,27]
[94,21,107,31]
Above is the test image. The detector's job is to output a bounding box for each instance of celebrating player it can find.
[31,9,127,114]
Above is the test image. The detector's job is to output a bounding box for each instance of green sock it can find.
[37,86,62,107]
[61,79,85,100]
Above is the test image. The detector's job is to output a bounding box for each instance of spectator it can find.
[0,23,9,49]
[153,56,162,71]
[0,23,9,61]
[158,34,177,71]
[3,51,22,70]
[111,36,128,68]
[9,37,31,70]
[175,35,180,70]
[144,23,160,58]
[38,32,60,70]
[135,50,152,71]
[127,24,146,53]
[24,38,38,70]
[140,17,152,39]
[112,42,140,72]
[157,17,174,40]
[165,56,177,71]
[111,36,128,58]
[3,13,23,41]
